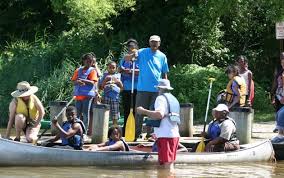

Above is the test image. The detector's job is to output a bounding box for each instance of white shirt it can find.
[219,119,236,140]
[153,95,180,138]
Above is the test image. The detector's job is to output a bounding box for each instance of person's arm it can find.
[95,141,124,151]
[136,107,164,120]
[228,82,240,109]
[45,133,61,143]
[177,143,188,152]
[53,121,80,139]
[5,99,17,139]
[205,137,227,152]
[247,71,252,105]
[34,95,45,126]
[113,76,123,90]
[137,96,166,119]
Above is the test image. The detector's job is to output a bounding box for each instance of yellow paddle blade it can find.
[196,137,205,152]
[125,110,135,142]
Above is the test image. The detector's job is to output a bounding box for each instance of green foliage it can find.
[169,64,274,123]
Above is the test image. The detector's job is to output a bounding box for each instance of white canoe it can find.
[0,138,274,166]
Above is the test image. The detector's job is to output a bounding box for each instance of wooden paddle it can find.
[33,97,75,145]
[125,58,136,142]
[196,78,215,152]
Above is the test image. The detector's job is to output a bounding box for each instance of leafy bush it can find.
[169,64,274,123]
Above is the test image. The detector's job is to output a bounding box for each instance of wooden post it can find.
[179,103,194,137]
[228,107,254,144]
[50,101,67,135]
[91,104,110,144]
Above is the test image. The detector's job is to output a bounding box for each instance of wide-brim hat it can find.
[213,104,229,112]
[11,81,38,98]
[155,79,173,90]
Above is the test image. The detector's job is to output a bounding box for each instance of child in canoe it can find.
[87,126,129,151]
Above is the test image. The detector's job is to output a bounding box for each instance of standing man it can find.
[125,35,169,139]
[118,38,140,136]
[137,79,180,172]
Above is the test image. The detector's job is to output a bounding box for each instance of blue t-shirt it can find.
[137,48,169,92]
[119,59,139,91]
[99,72,121,100]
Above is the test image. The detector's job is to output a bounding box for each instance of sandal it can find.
[13,137,20,142]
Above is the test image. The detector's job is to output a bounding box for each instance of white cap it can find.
[149,35,161,42]
[213,104,229,112]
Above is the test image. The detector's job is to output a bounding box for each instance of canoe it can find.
[272,143,284,160]
[0,138,274,166]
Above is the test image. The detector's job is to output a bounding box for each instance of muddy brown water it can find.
[0,162,283,177]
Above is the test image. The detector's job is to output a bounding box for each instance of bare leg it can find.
[5,100,17,139]
[14,114,26,140]
[25,124,41,143]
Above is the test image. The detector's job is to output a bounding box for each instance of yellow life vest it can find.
[16,95,39,120]
[225,76,247,106]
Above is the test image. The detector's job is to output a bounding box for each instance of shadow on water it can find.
[0,162,284,178]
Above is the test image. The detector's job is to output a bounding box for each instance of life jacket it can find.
[74,67,96,97]
[207,117,238,141]
[120,60,139,81]
[61,118,86,150]
[102,73,121,100]
[16,95,39,122]
[162,93,181,124]
[225,76,246,106]
[107,139,130,151]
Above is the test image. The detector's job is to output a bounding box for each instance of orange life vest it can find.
[225,76,246,106]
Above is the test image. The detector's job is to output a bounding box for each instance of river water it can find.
[0,162,283,178]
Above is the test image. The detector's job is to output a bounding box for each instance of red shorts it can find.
[157,137,179,164]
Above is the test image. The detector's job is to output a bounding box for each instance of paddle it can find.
[33,97,75,145]
[196,78,215,152]
[125,58,136,142]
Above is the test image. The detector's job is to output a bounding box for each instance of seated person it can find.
[88,126,129,151]
[46,106,86,150]
[192,104,240,152]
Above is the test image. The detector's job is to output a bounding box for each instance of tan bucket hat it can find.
[11,81,38,97]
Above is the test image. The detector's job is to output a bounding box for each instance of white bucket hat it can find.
[11,81,38,98]
[155,79,173,90]
[213,104,229,112]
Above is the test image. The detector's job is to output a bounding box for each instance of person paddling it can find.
[88,126,129,151]
[46,106,86,150]
[192,104,240,152]
[5,81,45,143]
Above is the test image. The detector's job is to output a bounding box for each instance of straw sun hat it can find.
[11,81,38,98]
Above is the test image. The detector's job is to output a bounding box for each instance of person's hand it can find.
[77,79,85,86]
[89,145,98,151]
[136,106,145,115]
[122,68,131,74]
[51,119,58,127]
[201,131,207,138]
[205,142,214,152]
[272,98,275,105]
[280,97,284,104]
[246,99,251,107]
